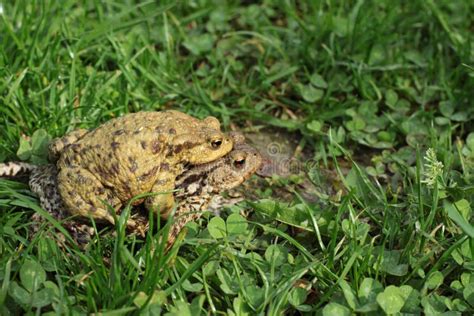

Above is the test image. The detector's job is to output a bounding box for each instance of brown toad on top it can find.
[165,132,262,248]
[55,110,233,226]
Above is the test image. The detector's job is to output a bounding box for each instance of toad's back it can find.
[58,111,213,199]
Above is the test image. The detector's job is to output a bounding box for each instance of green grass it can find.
[1,0,474,314]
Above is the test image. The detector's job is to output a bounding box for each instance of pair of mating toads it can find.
[1,110,263,248]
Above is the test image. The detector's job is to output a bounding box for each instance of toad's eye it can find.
[211,139,222,149]
[234,157,246,168]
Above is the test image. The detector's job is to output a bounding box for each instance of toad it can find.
[55,110,233,227]
[164,132,262,248]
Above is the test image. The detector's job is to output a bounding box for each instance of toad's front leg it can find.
[144,172,176,219]
[57,166,136,228]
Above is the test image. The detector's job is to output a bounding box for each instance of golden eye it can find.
[211,139,222,149]
[233,157,246,168]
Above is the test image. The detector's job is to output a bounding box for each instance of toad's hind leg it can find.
[48,128,89,162]
[28,165,95,246]
[57,166,135,227]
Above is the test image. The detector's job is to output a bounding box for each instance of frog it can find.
[55,110,234,227]
[0,132,262,249]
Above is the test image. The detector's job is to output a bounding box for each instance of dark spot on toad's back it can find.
[128,157,138,173]
[111,163,120,174]
[96,187,105,195]
[168,128,176,135]
[151,140,161,154]
[111,142,120,150]
[183,141,197,149]
[181,173,207,188]
[113,129,125,136]
[160,163,170,171]
[140,141,147,149]
[173,144,183,154]
[138,166,158,182]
